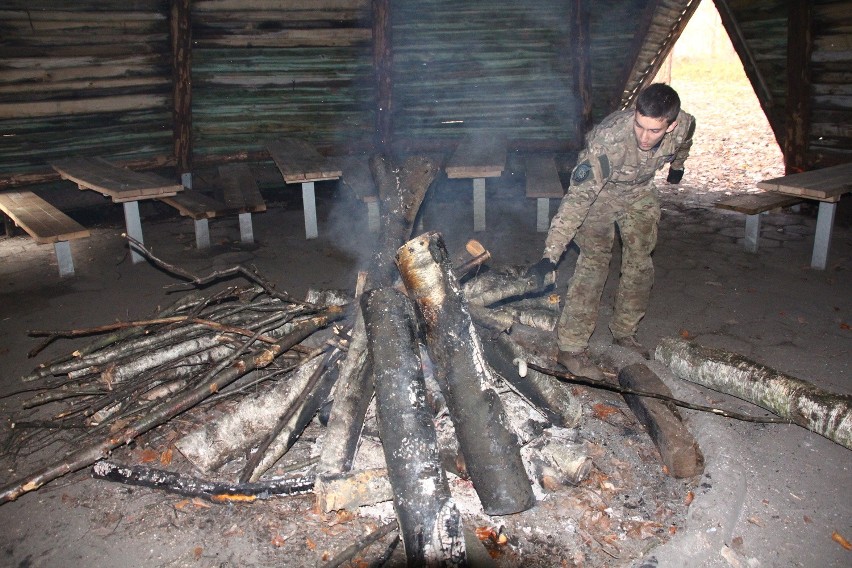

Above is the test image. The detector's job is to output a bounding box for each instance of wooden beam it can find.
[613,0,660,111]
[171,0,193,174]
[714,0,783,148]
[373,0,392,150]
[569,0,592,141]
[784,1,813,174]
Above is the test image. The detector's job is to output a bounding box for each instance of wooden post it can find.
[373,0,393,152]
[783,1,812,174]
[171,0,193,176]
[569,0,592,141]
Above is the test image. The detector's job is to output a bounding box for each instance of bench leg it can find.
[302,181,318,239]
[473,178,486,232]
[122,201,145,263]
[54,240,75,278]
[811,201,837,270]
[239,212,254,244]
[744,213,761,253]
[194,219,210,249]
[536,198,551,232]
[366,200,380,233]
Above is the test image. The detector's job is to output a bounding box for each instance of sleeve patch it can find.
[572,162,592,183]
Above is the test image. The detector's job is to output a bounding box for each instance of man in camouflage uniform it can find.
[527,83,694,378]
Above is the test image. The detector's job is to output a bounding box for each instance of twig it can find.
[523,361,788,423]
[321,520,399,568]
[124,234,314,307]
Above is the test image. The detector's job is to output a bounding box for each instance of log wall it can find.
[0,1,173,179]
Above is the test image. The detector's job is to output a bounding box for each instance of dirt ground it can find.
[1,69,850,567]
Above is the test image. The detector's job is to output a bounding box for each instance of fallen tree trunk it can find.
[362,287,466,566]
[397,232,536,516]
[656,337,852,450]
[0,308,343,504]
[92,460,315,502]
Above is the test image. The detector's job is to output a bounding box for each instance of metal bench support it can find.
[302,181,318,239]
[54,240,75,278]
[812,202,837,270]
[744,213,761,253]
[473,178,486,232]
[536,198,551,233]
[366,200,380,233]
[194,219,211,249]
[239,212,254,244]
[122,201,145,264]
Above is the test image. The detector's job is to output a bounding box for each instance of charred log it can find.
[362,287,467,566]
[396,232,536,516]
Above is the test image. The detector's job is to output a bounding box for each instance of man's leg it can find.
[609,197,661,342]
[556,216,615,353]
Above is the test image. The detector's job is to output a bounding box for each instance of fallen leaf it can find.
[160,447,173,466]
[193,547,203,560]
[684,491,695,506]
[271,534,288,547]
[840,322,850,330]
[832,531,852,551]
[140,448,159,463]
[669,525,677,535]
[592,403,620,419]
[747,516,762,527]
[803,515,812,524]
[679,329,691,339]
[174,499,190,510]
[306,537,317,551]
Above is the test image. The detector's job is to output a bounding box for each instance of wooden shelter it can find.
[0,0,850,192]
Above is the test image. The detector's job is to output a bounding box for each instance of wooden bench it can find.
[524,155,564,232]
[267,138,342,239]
[160,164,266,248]
[715,192,803,253]
[445,135,507,232]
[51,157,182,264]
[339,156,380,233]
[757,163,852,269]
[0,190,90,277]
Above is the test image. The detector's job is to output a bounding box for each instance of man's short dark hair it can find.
[636,83,680,124]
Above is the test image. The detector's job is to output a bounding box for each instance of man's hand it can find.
[667,168,684,184]
[525,258,556,289]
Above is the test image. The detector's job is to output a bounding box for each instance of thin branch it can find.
[523,361,789,424]
[321,520,399,568]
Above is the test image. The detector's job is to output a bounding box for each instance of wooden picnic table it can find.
[267,138,342,239]
[445,135,507,232]
[51,157,183,264]
[757,162,852,269]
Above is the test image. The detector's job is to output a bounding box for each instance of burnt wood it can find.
[618,363,705,478]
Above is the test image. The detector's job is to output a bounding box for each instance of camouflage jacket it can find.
[543,108,695,262]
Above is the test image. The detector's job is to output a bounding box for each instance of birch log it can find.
[656,337,852,450]
[362,287,466,566]
[396,232,536,516]
[175,354,326,473]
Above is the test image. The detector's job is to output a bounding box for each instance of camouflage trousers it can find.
[556,191,661,353]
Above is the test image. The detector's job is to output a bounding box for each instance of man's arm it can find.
[542,146,610,262]
[668,113,696,180]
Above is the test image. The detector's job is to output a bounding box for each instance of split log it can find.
[362,287,466,566]
[317,272,373,476]
[242,353,339,482]
[314,468,393,513]
[92,460,314,502]
[0,308,343,504]
[481,331,582,429]
[396,232,536,516]
[175,354,327,473]
[656,337,852,450]
[618,364,704,478]
[463,266,551,307]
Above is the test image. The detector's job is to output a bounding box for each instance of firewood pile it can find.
[3,153,773,566]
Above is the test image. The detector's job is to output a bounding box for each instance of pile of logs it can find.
[0,154,586,566]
